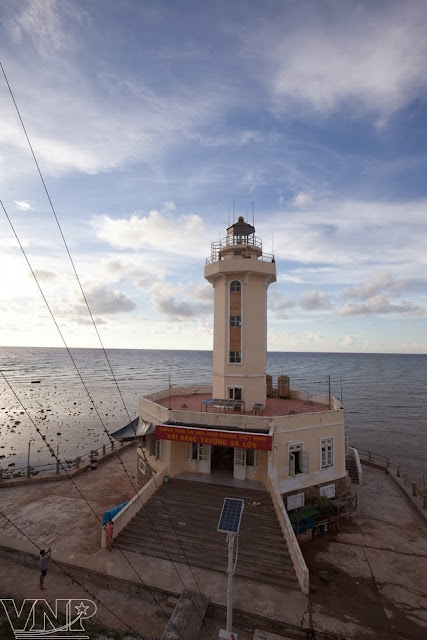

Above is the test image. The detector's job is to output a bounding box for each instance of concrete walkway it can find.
[0,444,426,639]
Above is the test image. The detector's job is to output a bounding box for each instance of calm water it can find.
[0,347,426,483]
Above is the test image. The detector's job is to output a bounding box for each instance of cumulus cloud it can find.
[32,269,56,281]
[342,272,423,299]
[292,192,312,207]
[92,209,205,253]
[270,289,331,315]
[152,282,212,321]
[153,294,211,321]
[192,284,214,302]
[339,294,424,316]
[269,293,296,312]
[14,200,32,211]
[266,2,427,120]
[81,286,136,315]
[299,290,331,311]
[267,199,427,269]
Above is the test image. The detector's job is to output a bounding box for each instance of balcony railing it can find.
[206,236,274,265]
[206,252,275,265]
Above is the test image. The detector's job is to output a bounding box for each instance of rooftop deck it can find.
[156,392,331,417]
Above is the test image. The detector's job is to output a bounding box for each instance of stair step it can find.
[115,479,299,588]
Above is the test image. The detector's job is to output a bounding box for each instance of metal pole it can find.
[226,534,235,633]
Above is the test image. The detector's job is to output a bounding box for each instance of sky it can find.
[1,0,427,353]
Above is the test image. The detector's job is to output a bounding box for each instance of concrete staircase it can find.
[346,455,360,484]
[115,478,298,589]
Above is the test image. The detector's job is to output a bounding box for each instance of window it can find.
[235,448,246,466]
[319,484,335,499]
[199,444,210,461]
[230,315,241,327]
[246,449,260,468]
[186,443,198,460]
[148,435,156,457]
[321,438,334,468]
[138,458,146,475]
[155,439,161,461]
[289,443,303,476]
[230,280,241,292]
[186,443,210,461]
[287,492,305,511]
[229,351,241,363]
[228,387,242,400]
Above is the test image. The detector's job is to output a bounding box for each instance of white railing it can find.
[267,469,310,595]
[101,462,169,548]
[348,446,363,485]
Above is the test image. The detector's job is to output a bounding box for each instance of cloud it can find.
[80,286,137,315]
[292,192,312,207]
[266,2,427,119]
[299,290,331,311]
[152,282,212,321]
[32,269,56,281]
[342,272,423,299]
[269,293,296,312]
[339,294,424,316]
[153,294,211,321]
[6,0,85,59]
[266,199,427,271]
[14,200,32,211]
[163,201,176,212]
[269,289,331,314]
[92,209,206,254]
[192,284,214,302]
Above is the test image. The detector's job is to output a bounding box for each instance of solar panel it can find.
[217,498,244,534]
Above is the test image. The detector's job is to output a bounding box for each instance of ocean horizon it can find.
[1,347,426,484]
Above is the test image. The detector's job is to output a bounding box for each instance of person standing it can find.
[105,519,114,551]
[39,547,51,590]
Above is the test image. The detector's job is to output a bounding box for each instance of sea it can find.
[0,347,426,484]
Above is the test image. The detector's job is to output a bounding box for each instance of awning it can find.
[110,418,154,442]
[155,423,272,450]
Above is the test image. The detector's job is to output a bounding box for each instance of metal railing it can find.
[355,447,426,494]
[356,448,391,468]
[0,440,124,481]
[205,251,275,266]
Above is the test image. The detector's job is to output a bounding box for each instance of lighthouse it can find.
[204,217,276,410]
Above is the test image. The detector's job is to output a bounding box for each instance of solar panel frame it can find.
[217,497,245,534]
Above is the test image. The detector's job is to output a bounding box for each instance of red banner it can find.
[155,424,272,450]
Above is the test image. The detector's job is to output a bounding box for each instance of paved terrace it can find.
[0,443,426,639]
[156,393,331,416]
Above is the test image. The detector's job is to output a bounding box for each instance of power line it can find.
[0,509,156,640]
[0,202,215,640]
[0,63,216,639]
[0,369,194,639]
[0,199,215,639]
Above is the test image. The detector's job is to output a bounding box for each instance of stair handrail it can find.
[348,446,363,485]
[267,469,309,595]
[101,462,169,548]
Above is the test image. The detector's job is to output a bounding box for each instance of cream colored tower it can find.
[204,217,276,410]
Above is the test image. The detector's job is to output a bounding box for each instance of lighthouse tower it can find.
[204,216,276,410]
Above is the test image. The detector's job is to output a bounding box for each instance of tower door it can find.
[234,448,247,480]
